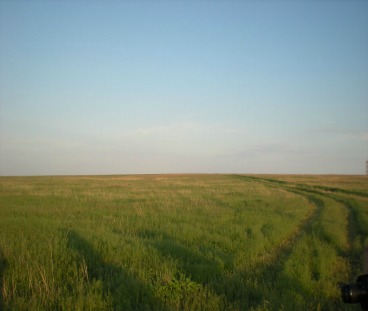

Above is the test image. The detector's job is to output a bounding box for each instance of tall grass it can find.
[0,174,366,310]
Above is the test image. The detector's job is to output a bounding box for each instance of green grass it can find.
[0,174,367,310]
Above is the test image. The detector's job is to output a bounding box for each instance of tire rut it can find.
[252,190,324,280]
[225,176,328,308]
[233,175,362,280]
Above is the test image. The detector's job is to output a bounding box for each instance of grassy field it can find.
[0,174,367,310]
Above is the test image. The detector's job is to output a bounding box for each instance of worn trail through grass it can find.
[237,175,366,279]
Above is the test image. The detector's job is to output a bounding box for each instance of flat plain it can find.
[0,174,367,310]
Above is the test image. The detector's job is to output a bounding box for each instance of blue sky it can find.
[0,0,367,175]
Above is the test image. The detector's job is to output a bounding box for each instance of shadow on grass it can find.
[66,230,167,311]
[141,193,324,309]
[152,234,231,283]
[0,249,6,311]
[151,236,314,310]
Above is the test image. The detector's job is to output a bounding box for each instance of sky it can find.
[0,0,367,175]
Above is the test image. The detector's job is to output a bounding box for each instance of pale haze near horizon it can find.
[0,1,367,176]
